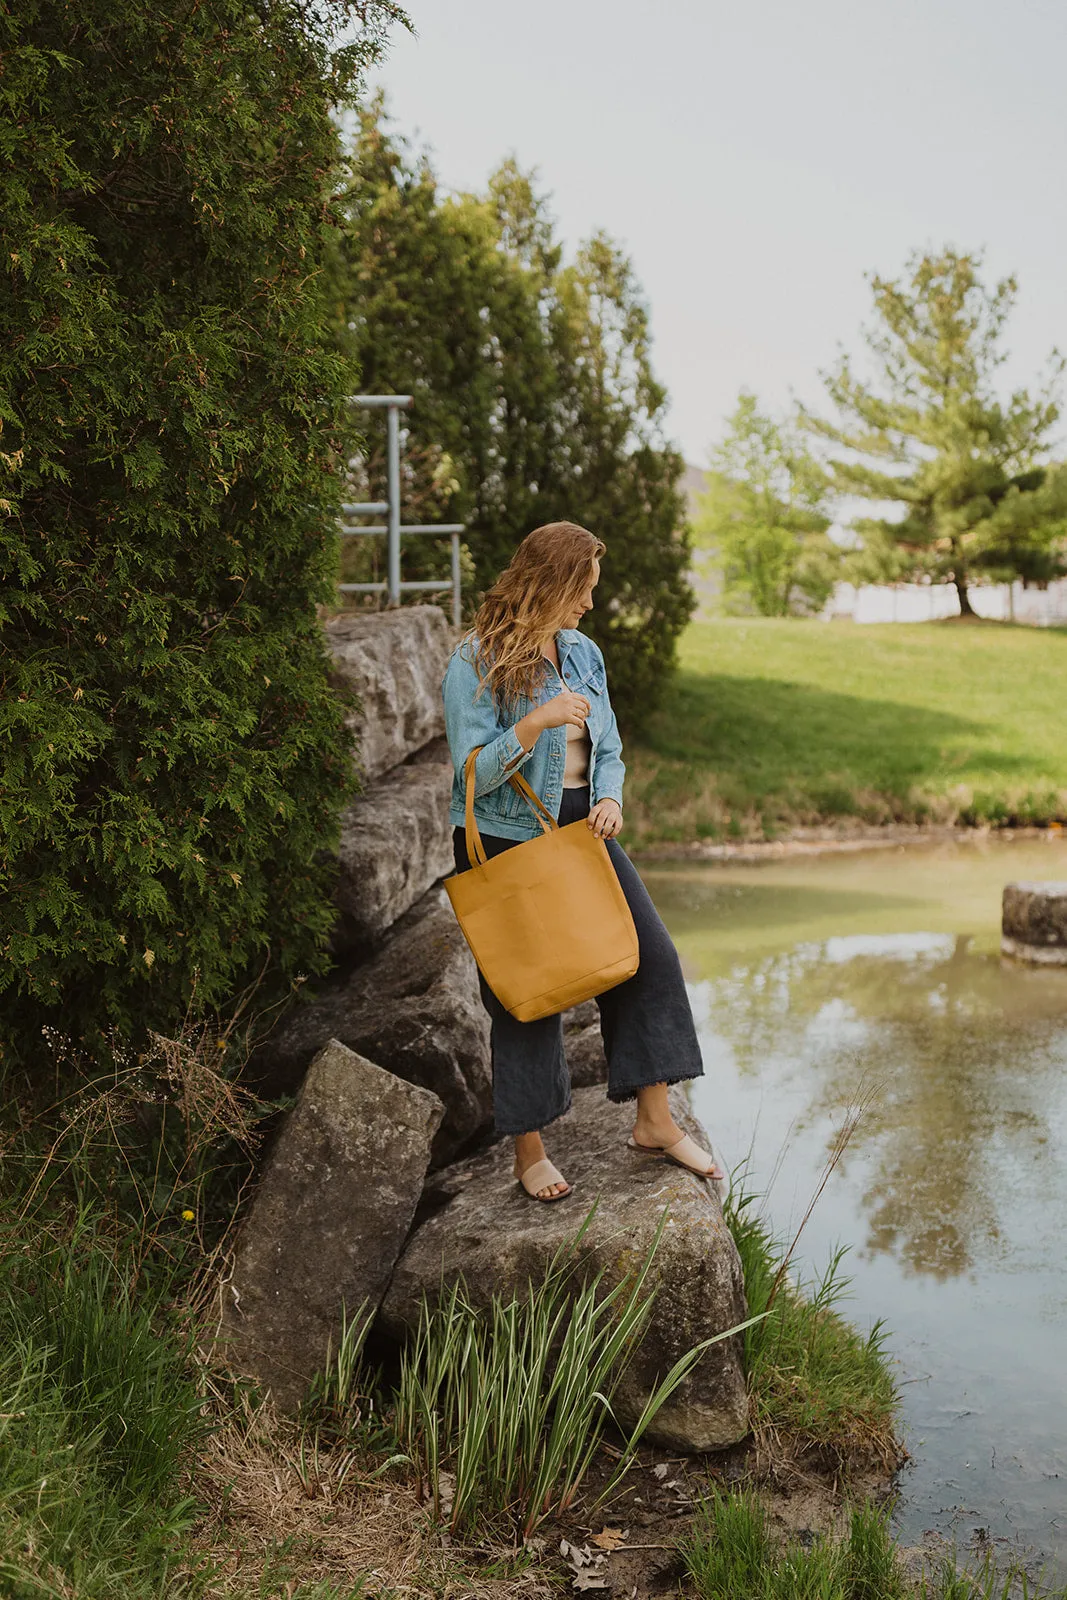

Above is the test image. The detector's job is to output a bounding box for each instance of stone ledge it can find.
[247,887,492,1167]
[324,606,454,782]
[332,760,453,955]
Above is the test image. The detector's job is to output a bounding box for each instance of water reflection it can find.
[645,841,1067,1284]
[699,931,1067,1279]
[644,839,1067,1572]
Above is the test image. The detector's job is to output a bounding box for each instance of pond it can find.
[643,836,1067,1584]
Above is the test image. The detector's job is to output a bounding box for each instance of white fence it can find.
[824,579,1067,626]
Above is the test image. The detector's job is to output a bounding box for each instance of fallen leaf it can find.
[652,1463,669,1480]
[591,1527,626,1551]
[572,1572,609,1593]
[561,1540,600,1574]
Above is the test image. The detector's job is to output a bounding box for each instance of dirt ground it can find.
[190,1408,900,1599]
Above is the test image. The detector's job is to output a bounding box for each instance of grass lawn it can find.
[626,618,1067,843]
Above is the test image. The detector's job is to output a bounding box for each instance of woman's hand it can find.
[516,691,590,751]
[587,798,623,839]
[538,690,590,729]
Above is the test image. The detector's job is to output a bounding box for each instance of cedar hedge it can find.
[0,1,402,1070]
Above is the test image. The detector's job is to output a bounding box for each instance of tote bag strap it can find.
[463,746,557,868]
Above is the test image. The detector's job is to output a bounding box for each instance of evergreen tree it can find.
[1,0,401,1069]
[550,234,691,710]
[806,249,1067,614]
[332,107,692,723]
[331,109,561,592]
[695,391,838,616]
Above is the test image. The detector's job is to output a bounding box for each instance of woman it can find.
[442,521,723,1202]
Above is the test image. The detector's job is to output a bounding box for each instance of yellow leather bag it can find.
[444,747,640,1022]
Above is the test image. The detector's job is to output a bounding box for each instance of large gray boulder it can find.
[248,888,491,1166]
[562,1001,607,1088]
[380,1086,750,1452]
[332,759,454,956]
[1002,881,1067,964]
[218,1041,444,1411]
[324,606,454,782]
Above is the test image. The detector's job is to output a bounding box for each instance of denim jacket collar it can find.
[554,629,604,690]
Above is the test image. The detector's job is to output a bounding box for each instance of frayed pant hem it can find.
[606,1069,703,1105]
[494,1095,573,1138]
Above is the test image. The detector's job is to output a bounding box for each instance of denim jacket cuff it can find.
[592,785,624,809]
[497,726,530,778]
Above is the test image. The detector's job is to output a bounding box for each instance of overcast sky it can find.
[370,0,1067,466]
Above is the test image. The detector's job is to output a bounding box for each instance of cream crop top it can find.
[563,720,592,788]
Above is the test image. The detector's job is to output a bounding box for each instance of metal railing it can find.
[339,394,464,627]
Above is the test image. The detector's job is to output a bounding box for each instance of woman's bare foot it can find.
[514,1131,570,1199]
[631,1083,724,1180]
[631,1082,685,1149]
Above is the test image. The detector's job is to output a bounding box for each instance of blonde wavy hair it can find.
[467,521,606,708]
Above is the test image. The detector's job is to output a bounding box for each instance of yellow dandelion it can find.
[181,1209,195,1222]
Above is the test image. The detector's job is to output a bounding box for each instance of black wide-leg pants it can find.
[452,784,706,1136]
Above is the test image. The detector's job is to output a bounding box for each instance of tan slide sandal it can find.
[627,1132,725,1182]
[514,1157,572,1202]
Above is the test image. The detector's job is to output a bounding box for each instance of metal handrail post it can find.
[386,401,401,607]
[451,533,462,629]
[344,394,463,626]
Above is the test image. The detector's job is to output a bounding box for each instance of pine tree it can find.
[1,1,402,1069]
[807,249,1067,614]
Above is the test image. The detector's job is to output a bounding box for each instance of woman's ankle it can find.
[633,1083,681,1145]
[514,1130,546,1167]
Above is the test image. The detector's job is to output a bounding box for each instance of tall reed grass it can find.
[394,1210,761,1539]
[0,1013,271,1597]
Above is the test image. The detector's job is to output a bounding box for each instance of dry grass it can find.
[184,1386,561,1599]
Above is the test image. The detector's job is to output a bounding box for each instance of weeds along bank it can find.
[626,619,1067,847]
[4,1095,1054,1600]
[0,1074,895,1598]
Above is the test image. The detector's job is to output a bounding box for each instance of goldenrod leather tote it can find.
[445,747,640,1022]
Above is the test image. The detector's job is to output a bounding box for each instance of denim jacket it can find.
[442,629,626,842]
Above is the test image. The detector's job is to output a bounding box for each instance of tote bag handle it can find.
[463,745,557,868]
